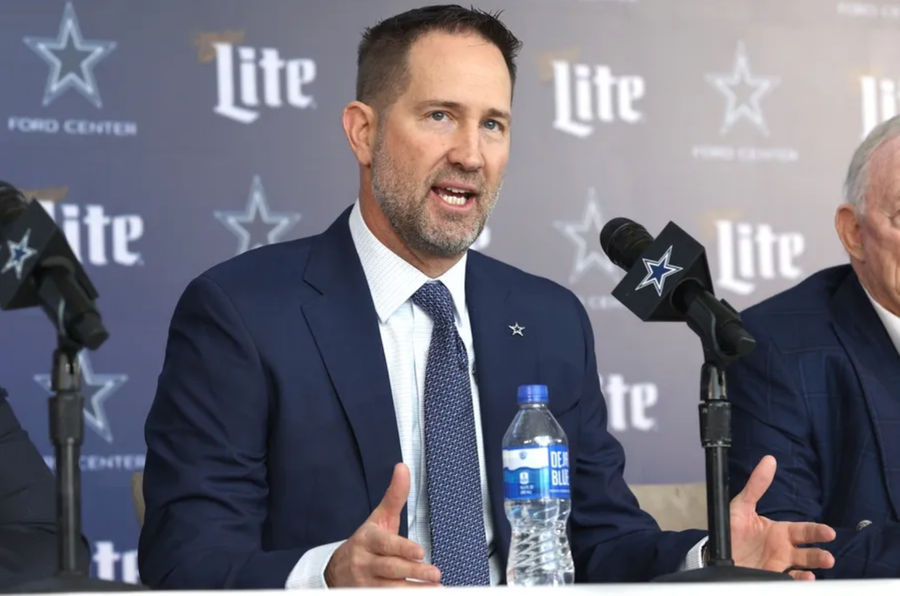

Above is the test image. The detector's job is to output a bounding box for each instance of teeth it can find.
[445,186,469,194]
[438,192,466,206]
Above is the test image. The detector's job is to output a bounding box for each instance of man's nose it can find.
[447,125,485,171]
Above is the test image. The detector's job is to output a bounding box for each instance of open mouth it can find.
[432,185,477,207]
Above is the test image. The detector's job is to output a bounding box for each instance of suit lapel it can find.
[831,271,900,519]
[301,210,406,533]
[467,253,537,567]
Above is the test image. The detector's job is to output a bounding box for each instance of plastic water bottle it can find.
[503,384,574,586]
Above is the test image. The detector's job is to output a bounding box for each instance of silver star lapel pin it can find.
[508,322,525,337]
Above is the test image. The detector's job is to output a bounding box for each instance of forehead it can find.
[868,135,900,207]
[401,30,512,107]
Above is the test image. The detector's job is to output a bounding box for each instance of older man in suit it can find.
[728,114,900,577]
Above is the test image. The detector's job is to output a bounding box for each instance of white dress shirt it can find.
[285,202,704,587]
[286,202,499,587]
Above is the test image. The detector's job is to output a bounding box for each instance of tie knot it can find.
[411,281,456,328]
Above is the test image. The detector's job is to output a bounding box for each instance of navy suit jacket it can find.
[0,387,89,588]
[728,264,900,577]
[139,208,703,588]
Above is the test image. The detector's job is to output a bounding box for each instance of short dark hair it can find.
[356,4,522,111]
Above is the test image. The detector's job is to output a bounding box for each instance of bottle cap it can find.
[517,384,548,404]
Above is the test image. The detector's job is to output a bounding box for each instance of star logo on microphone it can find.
[2,229,38,280]
[34,352,128,444]
[706,41,779,136]
[635,245,682,296]
[23,2,117,108]
[215,176,301,255]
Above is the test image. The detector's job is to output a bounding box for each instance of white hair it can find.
[845,115,900,215]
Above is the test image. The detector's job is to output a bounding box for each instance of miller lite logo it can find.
[552,59,645,138]
[199,33,317,124]
[861,76,899,138]
[716,220,804,295]
[601,373,658,432]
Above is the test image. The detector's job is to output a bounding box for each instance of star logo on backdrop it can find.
[635,245,682,296]
[34,352,128,444]
[554,188,621,283]
[2,229,38,280]
[706,41,779,136]
[23,2,116,108]
[215,176,301,255]
[508,322,525,337]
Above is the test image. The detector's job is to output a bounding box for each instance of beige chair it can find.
[130,471,706,532]
[132,471,145,527]
[628,482,707,531]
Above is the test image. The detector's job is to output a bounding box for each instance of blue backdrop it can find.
[0,0,889,582]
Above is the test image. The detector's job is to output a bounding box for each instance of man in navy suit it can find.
[0,387,89,588]
[139,5,835,589]
[728,115,900,578]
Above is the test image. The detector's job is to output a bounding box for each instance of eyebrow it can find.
[415,100,511,123]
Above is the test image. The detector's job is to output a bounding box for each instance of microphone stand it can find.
[9,338,144,593]
[50,341,88,577]
[0,186,144,590]
[654,297,789,582]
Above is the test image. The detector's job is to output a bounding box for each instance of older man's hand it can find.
[730,455,836,580]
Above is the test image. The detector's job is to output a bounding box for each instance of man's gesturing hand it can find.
[730,455,836,580]
[325,463,442,587]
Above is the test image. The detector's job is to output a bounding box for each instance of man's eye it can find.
[430,111,447,121]
[484,119,500,131]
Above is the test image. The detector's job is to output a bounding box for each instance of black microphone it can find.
[600,217,754,359]
[600,217,652,270]
[0,181,107,350]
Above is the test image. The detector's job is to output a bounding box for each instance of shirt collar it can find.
[348,201,468,324]
[863,285,900,356]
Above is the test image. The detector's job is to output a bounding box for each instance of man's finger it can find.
[787,521,837,545]
[733,455,776,507]
[782,546,834,571]
[370,463,411,530]
[788,570,815,581]
[371,556,441,583]
[368,528,426,561]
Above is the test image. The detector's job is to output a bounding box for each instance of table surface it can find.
[59,579,900,595]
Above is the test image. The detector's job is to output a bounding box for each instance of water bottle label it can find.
[502,445,570,500]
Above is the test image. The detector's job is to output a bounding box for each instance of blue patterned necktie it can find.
[411,281,491,586]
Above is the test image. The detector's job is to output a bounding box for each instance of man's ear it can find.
[835,203,865,261]
[342,101,377,166]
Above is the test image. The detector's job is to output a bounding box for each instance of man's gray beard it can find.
[371,149,499,259]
